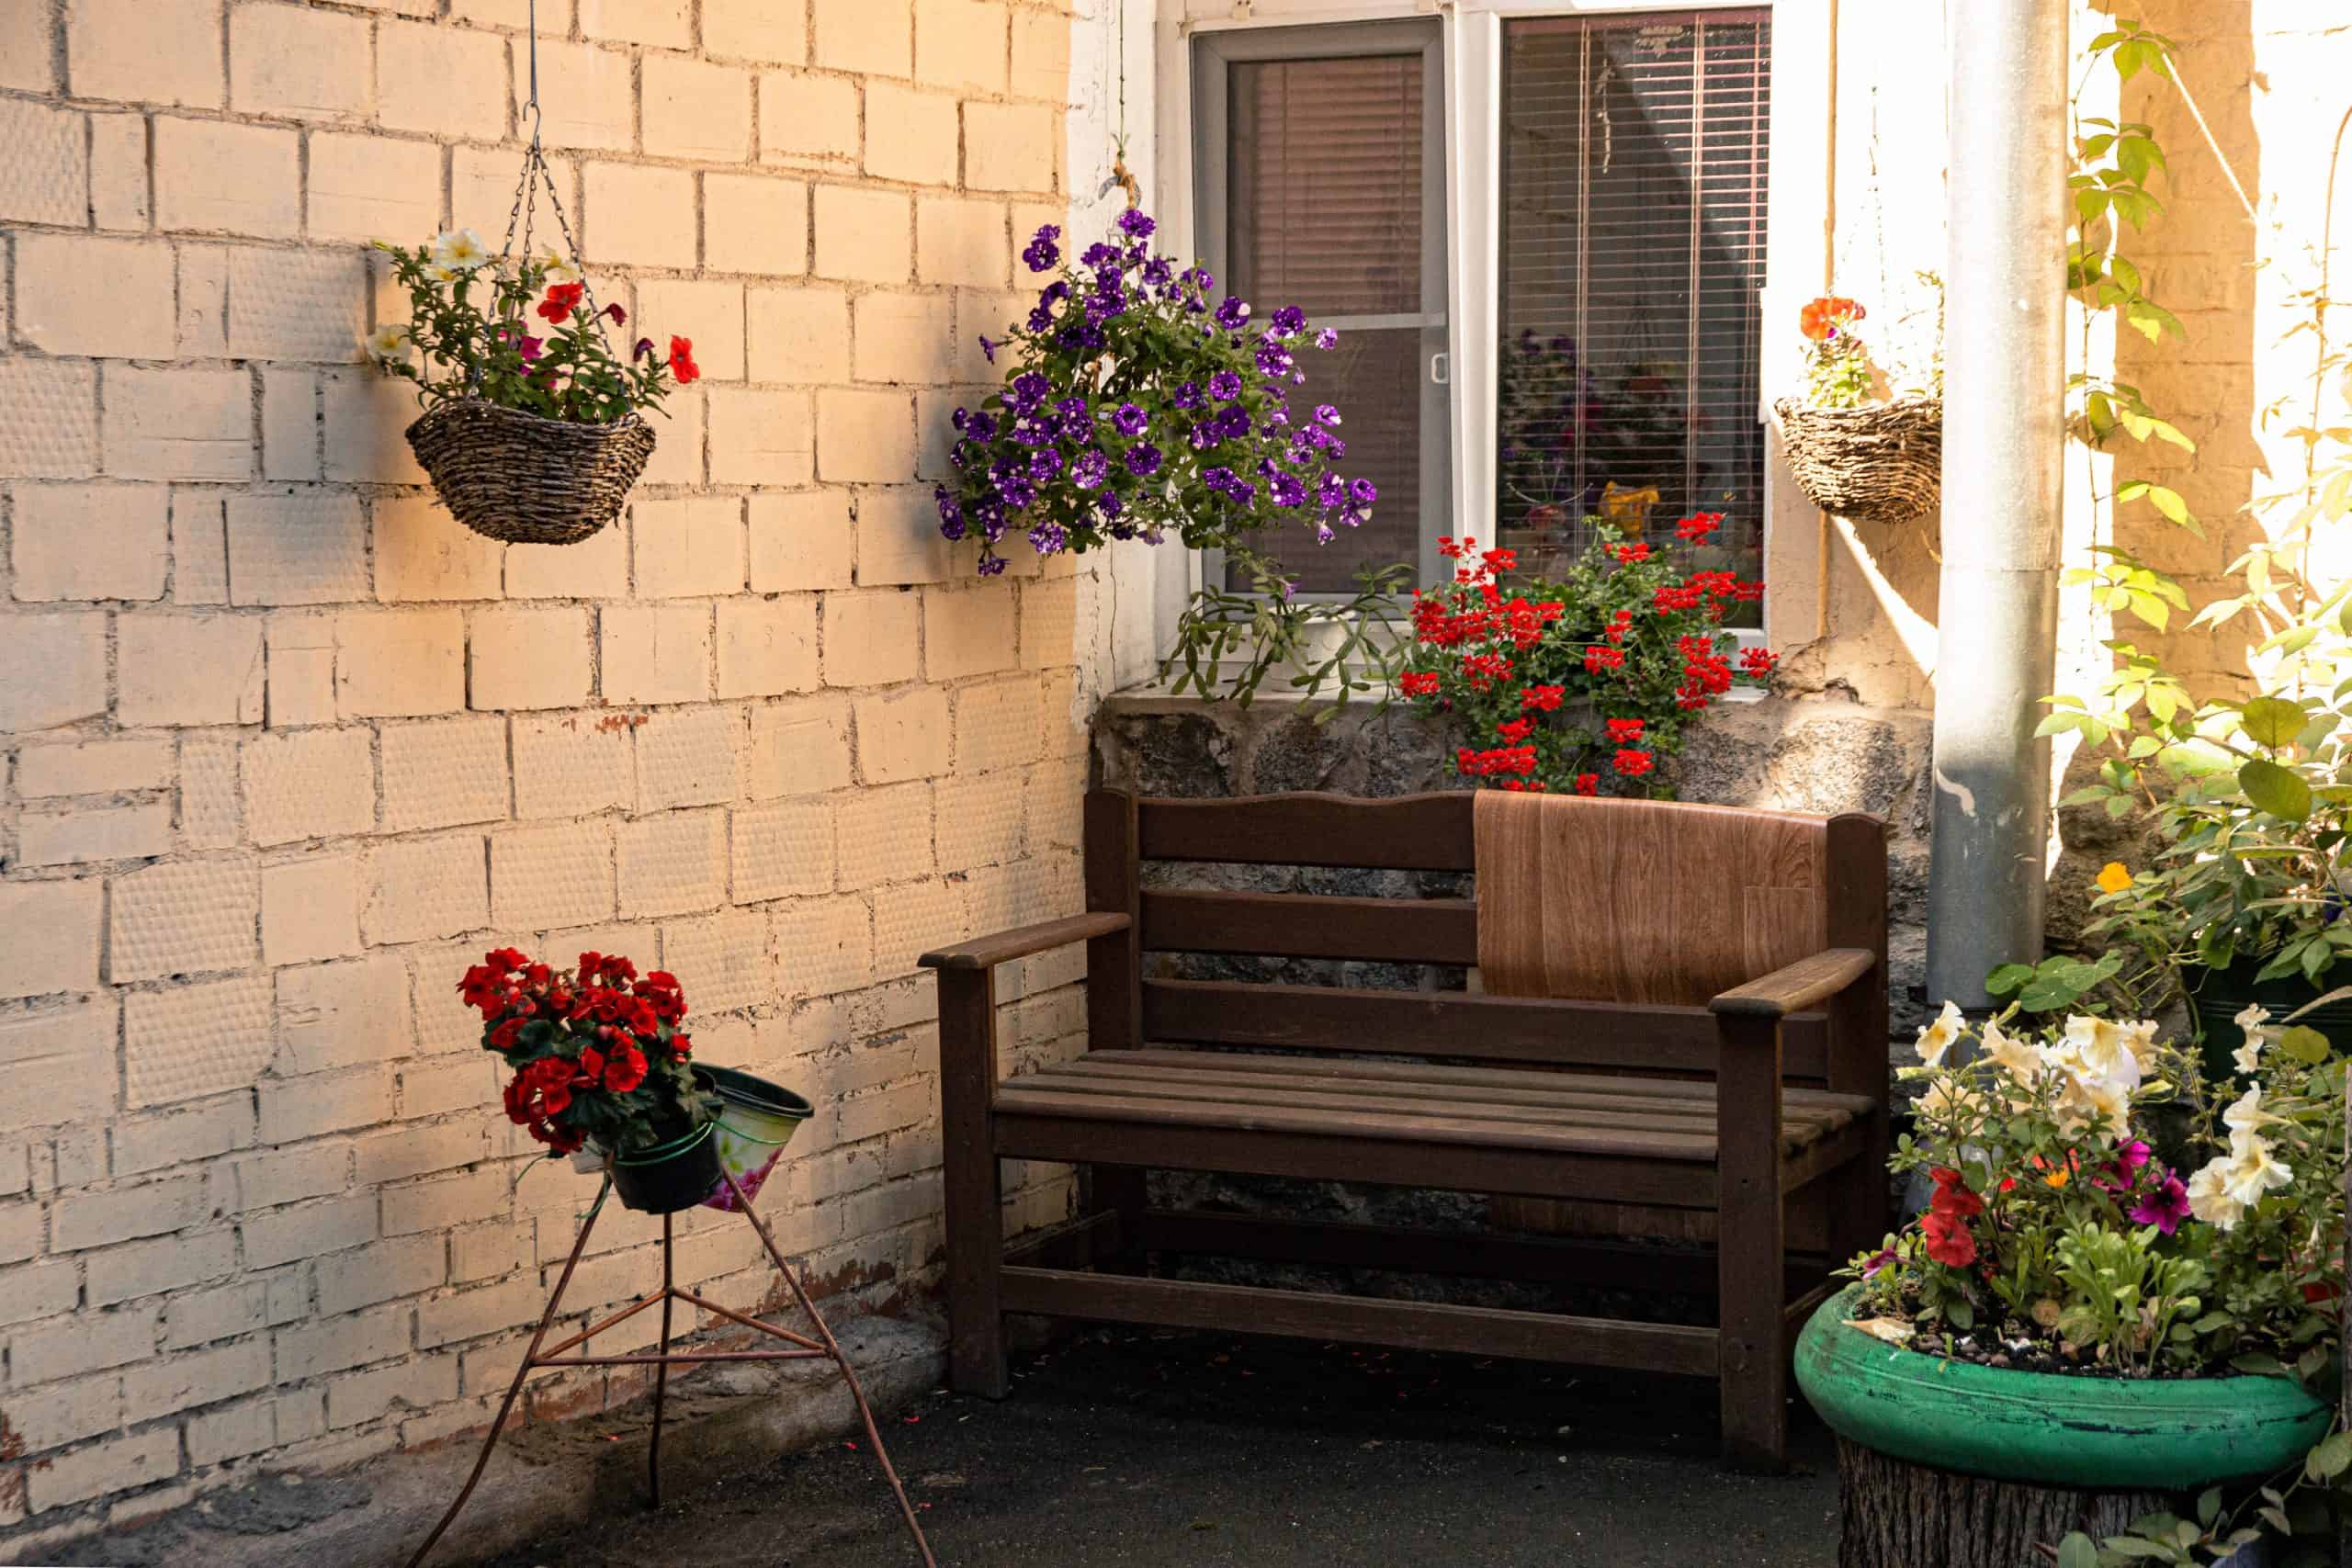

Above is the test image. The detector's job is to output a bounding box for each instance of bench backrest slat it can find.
[1136,791,1476,870]
[1139,889,1479,966]
[1141,978,1832,1077]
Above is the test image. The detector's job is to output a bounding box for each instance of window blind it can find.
[1221,49,1437,593]
[1498,11,1771,596]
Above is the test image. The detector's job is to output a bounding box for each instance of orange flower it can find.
[1799,295,1866,343]
[2030,1154,2071,1190]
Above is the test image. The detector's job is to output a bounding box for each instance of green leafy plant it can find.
[368,230,695,423]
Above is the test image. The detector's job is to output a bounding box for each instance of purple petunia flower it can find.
[965,410,998,443]
[1125,443,1162,477]
[1314,327,1339,350]
[1256,342,1294,378]
[1096,488,1125,519]
[1071,448,1110,489]
[1056,396,1090,426]
[978,554,1008,576]
[1011,371,1050,411]
[1269,473,1306,508]
[1022,224,1061,272]
[1028,521,1068,556]
[1172,381,1204,411]
[1116,208,1157,240]
[1269,306,1306,340]
[2129,1174,2192,1235]
[1029,447,1063,482]
[1349,477,1378,507]
[1112,402,1148,435]
[978,334,1001,363]
[1207,369,1243,402]
[933,486,967,540]
[1315,403,1342,427]
[1214,296,1250,331]
[1202,465,1238,495]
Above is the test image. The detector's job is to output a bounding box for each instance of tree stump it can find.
[1837,1438,2173,1568]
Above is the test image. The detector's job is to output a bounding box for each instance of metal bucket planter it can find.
[1796,1284,2326,1568]
[699,1065,814,1213]
[404,399,656,547]
[2184,956,2352,1080]
[609,1104,726,1214]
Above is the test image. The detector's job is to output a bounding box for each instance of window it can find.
[1191,8,1772,611]
[1194,24,1450,593]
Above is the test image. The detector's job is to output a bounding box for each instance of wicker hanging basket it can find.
[1771,395,1942,525]
[405,399,656,547]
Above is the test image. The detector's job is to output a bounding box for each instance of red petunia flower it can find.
[537,282,585,323]
[1799,295,1865,343]
[1920,1208,1976,1269]
[668,335,700,384]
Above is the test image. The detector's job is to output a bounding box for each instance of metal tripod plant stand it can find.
[404,1166,937,1567]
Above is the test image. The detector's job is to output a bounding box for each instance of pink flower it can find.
[2128,1173,2192,1235]
[518,335,544,363]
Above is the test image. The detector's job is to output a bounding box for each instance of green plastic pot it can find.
[2185,958,2352,1081]
[1795,1284,2329,1489]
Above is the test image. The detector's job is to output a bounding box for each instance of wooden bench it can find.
[919,788,1890,1469]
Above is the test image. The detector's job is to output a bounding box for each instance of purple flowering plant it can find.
[935,209,1374,579]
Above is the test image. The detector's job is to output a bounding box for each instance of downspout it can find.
[1922,0,2070,1007]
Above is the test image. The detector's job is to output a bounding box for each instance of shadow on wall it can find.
[2047,0,2263,953]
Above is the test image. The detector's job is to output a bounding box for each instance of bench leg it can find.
[1716,1014,1787,1472]
[1829,1107,1893,1270]
[938,968,1008,1398]
[1090,1165,1147,1273]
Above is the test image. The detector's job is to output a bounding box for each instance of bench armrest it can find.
[1708,948,1877,1021]
[919,911,1131,971]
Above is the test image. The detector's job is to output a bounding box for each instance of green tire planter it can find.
[1795,1284,2329,1490]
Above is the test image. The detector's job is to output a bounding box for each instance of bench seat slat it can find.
[1139,889,1480,964]
[1053,1055,1862,1138]
[999,1051,1870,1162]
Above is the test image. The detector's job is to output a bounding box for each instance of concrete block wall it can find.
[0,0,1107,1543]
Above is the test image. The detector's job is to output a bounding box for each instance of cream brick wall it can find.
[0,0,1104,1542]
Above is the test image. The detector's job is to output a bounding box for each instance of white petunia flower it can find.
[1979,1016,2044,1083]
[363,322,413,363]
[2232,1003,2273,1074]
[1917,1074,1983,1122]
[2218,1132,2292,1207]
[430,228,492,272]
[2186,1160,2245,1230]
[537,250,582,286]
[2062,1013,2141,1090]
[1915,999,1964,1068]
[2222,1085,2278,1140]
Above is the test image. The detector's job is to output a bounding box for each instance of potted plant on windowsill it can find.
[459,946,722,1212]
[1794,1004,2340,1568]
[368,230,699,547]
[1771,292,1943,525]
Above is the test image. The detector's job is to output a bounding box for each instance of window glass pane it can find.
[1498,13,1770,612]
[1229,56,1424,317]
[1258,327,1424,594]
[1218,44,1437,592]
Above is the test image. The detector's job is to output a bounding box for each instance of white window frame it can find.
[1149,0,1830,665]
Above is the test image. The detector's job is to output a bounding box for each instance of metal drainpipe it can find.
[1922,0,2071,1008]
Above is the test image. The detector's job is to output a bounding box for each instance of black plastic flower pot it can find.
[609,1111,725,1214]
[2184,957,2352,1080]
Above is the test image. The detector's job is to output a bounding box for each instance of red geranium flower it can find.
[1611,749,1653,777]
[1573,773,1599,795]
[1520,684,1565,713]
[668,335,700,383]
[1399,671,1440,698]
[1604,716,1645,745]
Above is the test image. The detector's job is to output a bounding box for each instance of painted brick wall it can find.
[0,0,1104,1541]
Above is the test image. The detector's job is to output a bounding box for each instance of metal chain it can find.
[490,0,625,367]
